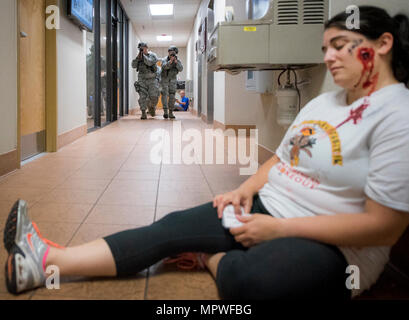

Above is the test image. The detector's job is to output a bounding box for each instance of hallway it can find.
[0,112,248,300]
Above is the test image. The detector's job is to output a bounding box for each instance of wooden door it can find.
[19,0,46,160]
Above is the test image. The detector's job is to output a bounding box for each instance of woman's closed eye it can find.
[333,39,348,51]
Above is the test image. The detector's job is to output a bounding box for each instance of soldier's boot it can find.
[148,107,156,117]
[163,109,169,119]
[141,110,147,120]
[169,109,176,119]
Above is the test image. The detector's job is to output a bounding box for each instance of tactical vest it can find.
[137,59,157,75]
[134,52,157,79]
[162,58,181,80]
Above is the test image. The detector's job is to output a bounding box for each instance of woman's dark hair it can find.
[325,6,409,85]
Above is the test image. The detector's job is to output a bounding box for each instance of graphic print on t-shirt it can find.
[288,120,343,167]
[275,161,321,189]
[288,127,316,166]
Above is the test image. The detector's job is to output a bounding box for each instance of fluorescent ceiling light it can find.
[149,4,173,16]
[157,35,172,41]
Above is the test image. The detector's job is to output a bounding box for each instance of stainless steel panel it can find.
[269,24,324,65]
[207,0,329,72]
[219,24,270,65]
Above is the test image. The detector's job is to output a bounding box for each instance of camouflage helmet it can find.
[138,42,148,49]
[168,45,178,54]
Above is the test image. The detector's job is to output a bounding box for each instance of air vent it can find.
[277,0,299,25]
[303,0,325,24]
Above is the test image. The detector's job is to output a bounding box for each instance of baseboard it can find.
[213,120,225,131]
[0,149,19,177]
[213,120,256,137]
[129,108,138,115]
[57,124,87,150]
[213,120,274,163]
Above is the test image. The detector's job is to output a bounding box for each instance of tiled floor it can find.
[0,110,250,300]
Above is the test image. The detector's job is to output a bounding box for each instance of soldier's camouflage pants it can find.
[161,79,177,112]
[135,78,159,112]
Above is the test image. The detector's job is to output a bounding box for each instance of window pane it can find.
[117,11,121,117]
[86,19,95,128]
[100,0,107,124]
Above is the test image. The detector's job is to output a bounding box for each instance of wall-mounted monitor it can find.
[67,0,94,32]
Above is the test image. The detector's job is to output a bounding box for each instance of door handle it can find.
[20,31,28,38]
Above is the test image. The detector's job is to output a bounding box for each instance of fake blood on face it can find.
[335,48,379,130]
[355,47,379,95]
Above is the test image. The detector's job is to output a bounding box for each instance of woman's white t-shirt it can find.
[258,83,409,297]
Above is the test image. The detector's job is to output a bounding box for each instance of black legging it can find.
[104,195,351,300]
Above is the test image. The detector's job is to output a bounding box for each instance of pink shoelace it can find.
[32,222,65,249]
[163,252,207,270]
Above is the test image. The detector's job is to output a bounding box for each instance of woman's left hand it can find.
[229,214,285,247]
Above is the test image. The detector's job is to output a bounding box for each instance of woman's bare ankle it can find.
[44,246,64,271]
[204,252,226,279]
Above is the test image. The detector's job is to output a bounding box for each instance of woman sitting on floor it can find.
[4,6,409,299]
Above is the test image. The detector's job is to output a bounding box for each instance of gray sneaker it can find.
[3,200,48,294]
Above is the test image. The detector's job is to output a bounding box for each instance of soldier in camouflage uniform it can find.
[160,45,183,119]
[132,42,159,120]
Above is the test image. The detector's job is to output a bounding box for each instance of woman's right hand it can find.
[213,187,254,219]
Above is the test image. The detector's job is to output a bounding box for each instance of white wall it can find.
[186,28,197,111]
[214,72,225,123]
[187,5,202,113]
[186,4,200,111]
[177,47,187,81]
[57,11,87,135]
[186,30,195,81]
[225,73,257,125]
[213,0,226,124]
[190,0,212,116]
[0,0,18,154]
[129,22,140,110]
